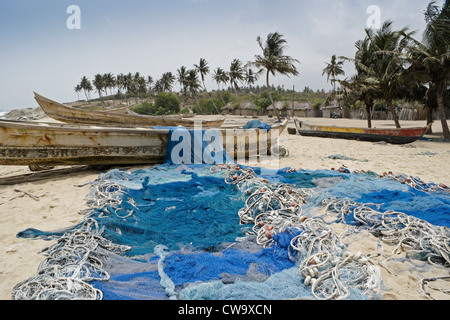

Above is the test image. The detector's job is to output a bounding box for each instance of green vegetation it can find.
[73,1,448,137]
[131,92,180,115]
[332,1,449,136]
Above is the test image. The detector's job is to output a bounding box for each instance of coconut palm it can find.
[177,66,188,97]
[370,21,414,128]
[103,73,116,97]
[245,68,259,88]
[340,34,382,128]
[93,74,106,107]
[344,22,412,128]
[405,1,449,138]
[147,76,154,97]
[252,32,300,121]
[322,55,345,92]
[74,84,82,100]
[228,59,245,106]
[213,67,229,105]
[195,58,219,113]
[79,76,92,101]
[160,72,176,92]
[186,69,201,103]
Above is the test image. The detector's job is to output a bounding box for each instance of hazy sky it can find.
[0,0,438,111]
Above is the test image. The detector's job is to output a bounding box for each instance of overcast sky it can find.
[0,0,439,111]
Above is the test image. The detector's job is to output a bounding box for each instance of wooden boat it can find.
[0,120,169,166]
[294,119,428,145]
[0,119,287,166]
[221,119,288,159]
[34,92,225,128]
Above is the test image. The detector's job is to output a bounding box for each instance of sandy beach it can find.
[0,115,449,300]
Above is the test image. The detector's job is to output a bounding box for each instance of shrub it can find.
[155,92,180,114]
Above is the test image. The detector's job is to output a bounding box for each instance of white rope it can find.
[214,164,383,300]
[12,219,130,300]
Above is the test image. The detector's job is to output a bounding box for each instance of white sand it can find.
[0,116,449,300]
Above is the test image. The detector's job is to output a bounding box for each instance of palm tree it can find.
[252,32,300,121]
[136,76,147,102]
[116,73,126,103]
[195,58,219,114]
[177,66,188,105]
[345,21,412,128]
[340,34,381,128]
[245,68,259,88]
[228,59,245,107]
[79,76,92,101]
[123,73,134,105]
[406,1,449,138]
[322,55,345,92]
[213,67,228,105]
[103,73,115,97]
[74,84,82,100]
[338,75,379,128]
[93,74,106,107]
[160,72,175,92]
[186,69,201,103]
[147,76,154,97]
[371,21,414,128]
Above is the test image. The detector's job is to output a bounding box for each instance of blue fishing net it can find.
[15,137,450,300]
[242,120,272,132]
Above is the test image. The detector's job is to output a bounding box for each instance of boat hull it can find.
[0,119,287,166]
[34,92,225,128]
[0,120,169,166]
[294,120,427,145]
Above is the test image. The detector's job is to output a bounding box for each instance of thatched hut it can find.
[321,100,343,118]
[222,102,260,116]
[268,101,311,118]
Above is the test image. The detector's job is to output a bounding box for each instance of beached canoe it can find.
[294,119,428,145]
[0,120,169,166]
[222,119,288,159]
[0,119,287,166]
[34,92,225,128]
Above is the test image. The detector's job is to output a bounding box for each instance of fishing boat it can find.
[0,120,169,166]
[294,119,429,145]
[221,119,288,159]
[34,92,225,128]
[0,119,287,166]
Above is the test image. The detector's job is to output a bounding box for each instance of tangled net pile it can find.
[12,219,130,300]
[12,162,449,300]
[382,172,450,194]
[323,197,450,267]
[215,164,382,300]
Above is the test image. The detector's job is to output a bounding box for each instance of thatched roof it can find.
[321,100,341,110]
[222,102,258,110]
[267,101,311,110]
[222,102,234,110]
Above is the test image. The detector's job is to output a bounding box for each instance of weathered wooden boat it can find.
[0,120,169,166]
[34,92,225,128]
[221,119,288,159]
[0,119,287,166]
[294,119,428,145]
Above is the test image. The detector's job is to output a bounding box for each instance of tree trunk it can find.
[387,99,401,129]
[365,100,373,128]
[267,71,281,121]
[425,104,434,134]
[436,87,450,139]
[202,81,219,114]
[233,85,241,107]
